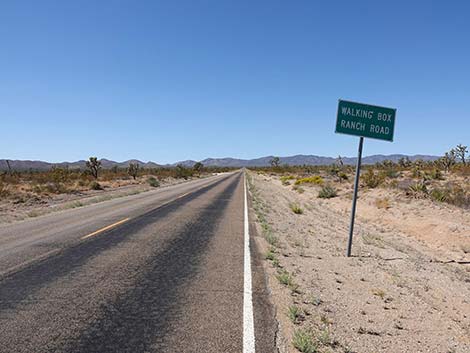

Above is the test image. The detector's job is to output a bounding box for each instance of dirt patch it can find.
[0,176,201,224]
[248,171,470,353]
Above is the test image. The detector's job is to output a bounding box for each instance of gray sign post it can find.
[335,100,396,257]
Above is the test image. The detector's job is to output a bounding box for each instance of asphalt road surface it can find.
[0,172,277,352]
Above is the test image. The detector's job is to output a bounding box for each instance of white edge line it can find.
[243,172,256,353]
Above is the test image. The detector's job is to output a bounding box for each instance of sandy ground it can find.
[248,171,470,353]
[0,176,203,224]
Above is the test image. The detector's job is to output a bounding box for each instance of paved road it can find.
[0,172,276,352]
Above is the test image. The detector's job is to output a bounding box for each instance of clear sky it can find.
[1,0,469,163]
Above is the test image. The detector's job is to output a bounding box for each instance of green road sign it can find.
[335,100,396,142]
[335,99,397,256]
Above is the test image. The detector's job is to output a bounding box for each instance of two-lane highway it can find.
[0,172,276,352]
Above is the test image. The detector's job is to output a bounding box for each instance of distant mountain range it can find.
[0,159,161,171]
[0,154,440,171]
[174,154,440,167]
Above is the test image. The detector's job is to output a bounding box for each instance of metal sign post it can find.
[347,137,363,257]
[335,99,396,257]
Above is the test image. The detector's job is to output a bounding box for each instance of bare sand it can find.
[248,171,470,353]
[0,176,196,224]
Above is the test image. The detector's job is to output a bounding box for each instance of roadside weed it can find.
[276,270,294,287]
[290,203,303,214]
[374,197,390,209]
[295,176,324,185]
[292,329,317,353]
[288,305,302,323]
[265,248,276,261]
[318,185,337,199]
[372,288,386,299]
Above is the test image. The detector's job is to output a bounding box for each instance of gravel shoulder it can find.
[247,171,470,353]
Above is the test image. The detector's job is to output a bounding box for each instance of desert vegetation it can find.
[0,158,232,198]
[251,146,469,353]
[263,146,470,209]
[0,157,234,223]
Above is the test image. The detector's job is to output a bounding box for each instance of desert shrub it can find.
[339,172,349,181]
[425,169,444,180]
[290,203,303,214]
[265,248,276,261]
[318,185,337,199]
[295,175,323,185]
[51,167,70,184]
[411,166,422,178]
[265,232,279,246]
[361,169,384,188]
[407,181,428,198]
[454,164,470,176]
[39,182,68,194]
[280,175,295,185]
[0,181,10,197]
[1,172,21,185]
[430,188,450,202]
[428,185,469,208]
[32,184,45,194]
[375,197,391,209]
[175,164,193,179]
[398,157,412,168]
[89,181,103,190]
[447,186,470,208]
[47,167,71,193]
[147,177,160,187]
[100,168,127,181]
[79,171,93,182]
[276,270,294,287]
[288,305,303,324]
[292,329,317,353]
[382,169,400,179]
[280,175,295,182]
[292,185,304,194]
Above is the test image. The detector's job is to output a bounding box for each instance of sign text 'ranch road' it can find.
[335,100,396,142]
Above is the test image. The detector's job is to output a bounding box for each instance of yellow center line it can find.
[79,179,220,241]
[81,217,131,240]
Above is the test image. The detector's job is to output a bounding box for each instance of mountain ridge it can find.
[0,154,440,171]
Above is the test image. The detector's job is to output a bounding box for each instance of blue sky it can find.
[1,0,469,163]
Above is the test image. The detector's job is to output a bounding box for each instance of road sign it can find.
[335,99,397,257]
[336,100,396,142]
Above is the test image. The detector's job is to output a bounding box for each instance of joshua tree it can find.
[413,159,425,169]
[336,155,344,167]
[439,150,456,173]
[86,157,101,179]
[175,164,191,179]
[398,157,411,168]
[270,156,280,168]
[455,144,468,165]
[193,162,204,173]
[382,159,395,170]
[5,160,12,175]
[128,163,139,180]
